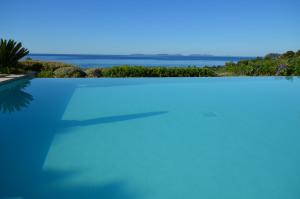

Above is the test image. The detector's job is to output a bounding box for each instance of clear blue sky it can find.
[1,0,299,56]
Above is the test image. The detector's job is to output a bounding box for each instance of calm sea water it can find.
[1,77,300,199]
[26,54,253,68]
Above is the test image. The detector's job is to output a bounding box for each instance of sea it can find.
[26,54,254,68]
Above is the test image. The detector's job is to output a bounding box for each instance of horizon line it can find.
[28,53,256,58]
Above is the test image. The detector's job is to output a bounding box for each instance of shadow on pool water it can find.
[0,78,167,199]
[3,169,137,199]
[61,111,168,128]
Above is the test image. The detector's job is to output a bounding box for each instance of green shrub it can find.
[264,53,281,60]
[281,51,295,59]
[20,62,43,72]
[294,66,300,76]
[100,66,217,77]
[85,68,103,77]
[37,70,54,78]
[20,60,76,72]
[54,67,86,78]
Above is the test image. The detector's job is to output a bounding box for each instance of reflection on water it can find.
[0,78,33,113]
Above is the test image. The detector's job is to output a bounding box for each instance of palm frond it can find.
[0,39,29,72]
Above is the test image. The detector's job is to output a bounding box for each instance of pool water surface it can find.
[0,77,300,199]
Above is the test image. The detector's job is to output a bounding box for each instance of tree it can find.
[281,51,295,59]
[0,39,29,73]
[296,50,300,57]
[264,53,281,60]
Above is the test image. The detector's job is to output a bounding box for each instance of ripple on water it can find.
[202,111,217,118]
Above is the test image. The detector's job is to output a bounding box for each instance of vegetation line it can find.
[1,39,300,77]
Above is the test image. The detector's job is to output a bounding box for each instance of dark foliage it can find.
[0,39,29,73]
[281,51,295,59]
[0,79,33,113]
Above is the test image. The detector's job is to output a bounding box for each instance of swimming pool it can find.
[1,77,300,199]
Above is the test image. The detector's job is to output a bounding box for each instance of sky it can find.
[1,0,299,56]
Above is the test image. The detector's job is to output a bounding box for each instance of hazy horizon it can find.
[28,53,256,57]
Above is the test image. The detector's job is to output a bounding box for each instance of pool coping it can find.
[0,74,33,85]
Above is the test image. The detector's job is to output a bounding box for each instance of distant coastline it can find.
[26,54,254,68]
[28,53,254,60]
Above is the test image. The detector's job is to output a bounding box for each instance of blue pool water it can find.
[26,54,253,68]
[1,77,300,199]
